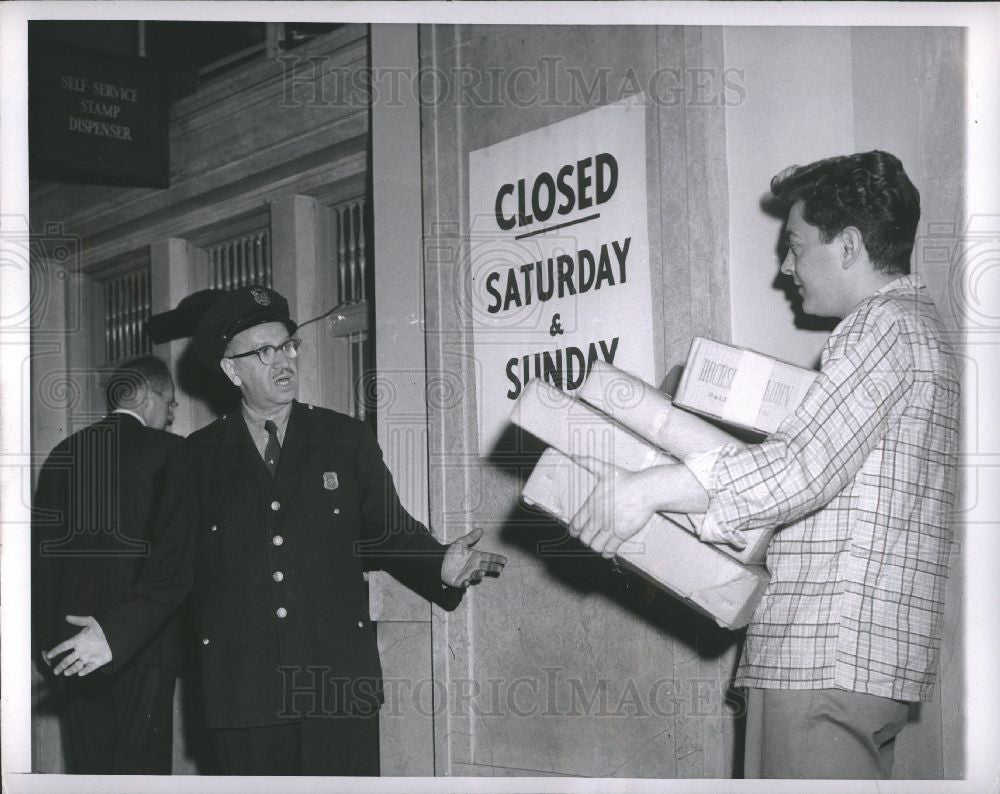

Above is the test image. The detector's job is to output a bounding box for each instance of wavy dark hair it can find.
[771,150,920,275]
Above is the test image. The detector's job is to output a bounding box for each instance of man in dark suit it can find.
[33,355,182,774]
[45,285,507,776]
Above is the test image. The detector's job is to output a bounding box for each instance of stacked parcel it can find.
[510,361,774,630]
[673,337,817,436]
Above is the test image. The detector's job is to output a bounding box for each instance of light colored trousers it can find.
[744,688,910,779]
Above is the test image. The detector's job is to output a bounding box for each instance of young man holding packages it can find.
[570,151,960,779]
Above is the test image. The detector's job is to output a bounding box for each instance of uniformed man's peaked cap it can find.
[193,285,297,368]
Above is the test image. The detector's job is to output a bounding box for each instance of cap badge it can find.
[250,286,271,306]
[323,472,339,491]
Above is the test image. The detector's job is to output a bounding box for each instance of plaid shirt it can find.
[691,275,959,701]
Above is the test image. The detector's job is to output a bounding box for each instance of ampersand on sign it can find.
[549,314,564,336]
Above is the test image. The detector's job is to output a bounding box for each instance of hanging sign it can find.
[30,40,169,187]
[468,94,656,453]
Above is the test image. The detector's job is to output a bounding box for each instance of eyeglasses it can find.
[225,337,302,366]
[153,389,179,409]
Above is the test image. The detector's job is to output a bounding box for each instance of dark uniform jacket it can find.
[98,401,463,729]
[32,413,184,678]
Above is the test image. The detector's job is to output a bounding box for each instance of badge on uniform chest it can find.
[323,471,339,491]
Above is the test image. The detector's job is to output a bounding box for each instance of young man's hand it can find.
[569,462,656,558]
[569,460,730,558]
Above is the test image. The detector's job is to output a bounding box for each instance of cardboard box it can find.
[673,337,817,435]
[521,448,769,630]
[577,362,775,563]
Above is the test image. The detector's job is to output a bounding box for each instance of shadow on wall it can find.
[488,423,746,774]
[175,342,241,419]
[485,423,736,662]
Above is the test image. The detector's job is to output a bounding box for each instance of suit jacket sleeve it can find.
[96,446,197,672]
[353,423,464,611]
[31,449,65,656]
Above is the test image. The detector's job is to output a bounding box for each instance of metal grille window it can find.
[327,198,372,423]
[349,331,374,424]
[336,200,367,303]
[102,267,152,363]
[208,229,272,290]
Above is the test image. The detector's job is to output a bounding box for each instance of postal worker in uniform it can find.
[45,285,507,775]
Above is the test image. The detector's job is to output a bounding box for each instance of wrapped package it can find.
[674,337,817,435]
[511,379,694,533]
[521,448,769,630]
[577,361,775,563]
[513,376,773,563]
[510,378,675,472]
[579,360,740,458]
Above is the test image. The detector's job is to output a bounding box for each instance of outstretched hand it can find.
[43,615,112,677]
[441,527,507,588]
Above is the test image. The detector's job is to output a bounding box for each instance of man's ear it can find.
[133,383,155,421]
[840,226,864,270]
[220,358,241,387]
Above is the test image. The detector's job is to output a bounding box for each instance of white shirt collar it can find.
[112,408,146,427]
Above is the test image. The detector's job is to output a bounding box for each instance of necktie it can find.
[263,420,281,478]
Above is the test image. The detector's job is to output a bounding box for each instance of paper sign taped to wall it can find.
[467,94,656,453]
